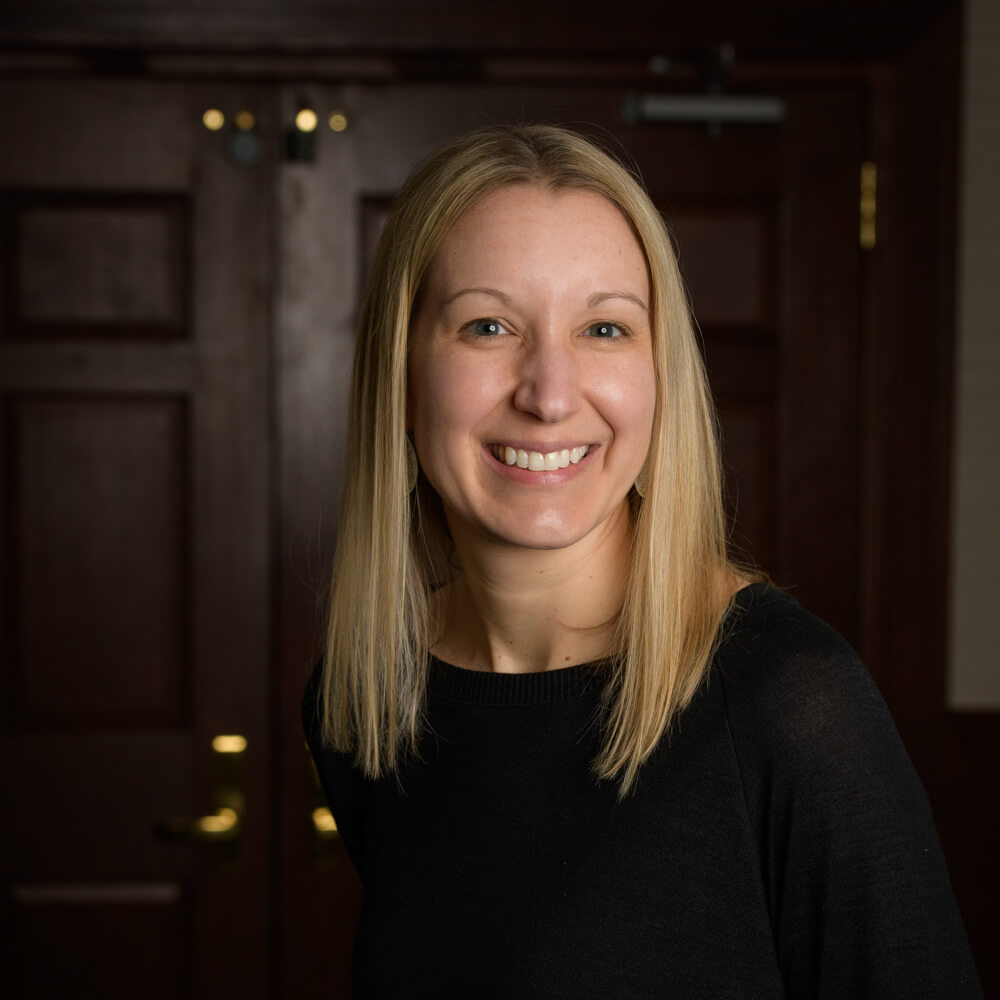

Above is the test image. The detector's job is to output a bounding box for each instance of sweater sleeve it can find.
[718,593,983,1000]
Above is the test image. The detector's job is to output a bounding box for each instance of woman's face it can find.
[408,183,657,553]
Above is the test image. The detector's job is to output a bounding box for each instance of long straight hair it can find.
[321,124,736,793]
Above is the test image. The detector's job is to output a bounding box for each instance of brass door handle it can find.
[157,806,240,842]
[312,806,339,842]
[155,734,247,845]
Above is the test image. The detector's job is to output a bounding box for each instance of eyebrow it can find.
[441,286,513,307]
[587,290,648,311]
[441,287,648,311]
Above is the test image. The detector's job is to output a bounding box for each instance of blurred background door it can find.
[0,80,275,997]
[0,3,994,996]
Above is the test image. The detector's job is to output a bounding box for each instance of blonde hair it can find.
[321,124,738,793]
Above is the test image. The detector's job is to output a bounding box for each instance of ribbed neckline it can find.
[428,580,771,707]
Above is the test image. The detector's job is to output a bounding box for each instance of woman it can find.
[305,125,981,998]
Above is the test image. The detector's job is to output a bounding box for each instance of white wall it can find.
[948,0,1000,708]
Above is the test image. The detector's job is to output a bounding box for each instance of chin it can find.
[492,531,583,552]
[478,505,624,552]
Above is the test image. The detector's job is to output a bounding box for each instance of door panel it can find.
[8,394,189,726]
[7,193,187,338]
[10,882,187,999]
[0,80,275,997]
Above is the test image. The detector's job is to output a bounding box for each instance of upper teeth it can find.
[492,445,589,470]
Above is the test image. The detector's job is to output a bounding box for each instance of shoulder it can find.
[715,582,868,698]
[710,583,939,852]
[713,584,896,782]
[711,586,982,997]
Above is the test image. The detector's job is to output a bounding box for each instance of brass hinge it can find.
[860,161,877,250]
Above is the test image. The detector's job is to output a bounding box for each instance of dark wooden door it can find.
[275,81,867,996]
[1,67,981,1000]
[625,89,865,638]
[0,80,275,997]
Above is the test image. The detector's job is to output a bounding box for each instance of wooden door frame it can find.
[863,5,998,989]
[859,0,962,757]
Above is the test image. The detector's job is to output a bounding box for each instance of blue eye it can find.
[467,318,508,337]
[586,322,624,338]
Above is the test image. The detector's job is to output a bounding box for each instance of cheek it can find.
[637,368,658,432]
[409,348,450,432]
[414,367,467,439]
[628,378,658,460]
[412,353,510,439]
[594,361,657,444]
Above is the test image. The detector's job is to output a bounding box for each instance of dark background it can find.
[0,1,996,996]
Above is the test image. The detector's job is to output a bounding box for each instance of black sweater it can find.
[304,583,982,998]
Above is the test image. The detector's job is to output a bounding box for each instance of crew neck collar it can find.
[428,581,771,706]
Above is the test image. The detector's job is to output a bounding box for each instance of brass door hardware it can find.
[154,734,246,845]
[312,806,339,841]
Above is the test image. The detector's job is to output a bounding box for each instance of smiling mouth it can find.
[488,444,591,471]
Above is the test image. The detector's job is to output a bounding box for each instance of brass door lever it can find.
[155,734,246,845]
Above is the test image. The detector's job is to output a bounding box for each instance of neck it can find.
[433,503,633,674]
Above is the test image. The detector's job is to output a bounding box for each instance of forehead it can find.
[423,184,649,293]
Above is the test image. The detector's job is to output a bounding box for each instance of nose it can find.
[512,338,582,423]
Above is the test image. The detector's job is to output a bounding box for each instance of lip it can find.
[482,442,597,485]
[487,441,590,454]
